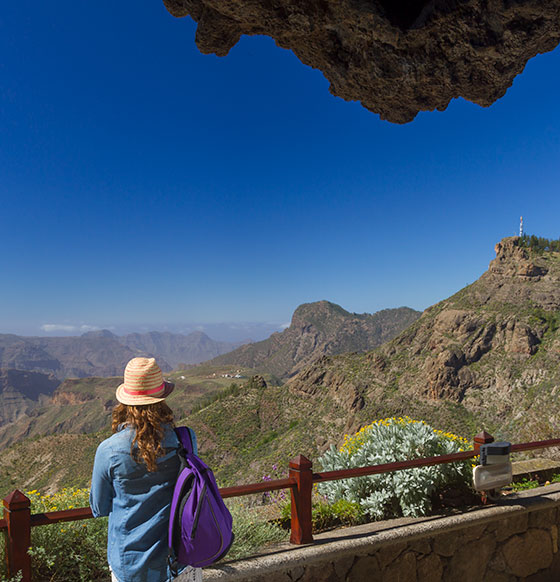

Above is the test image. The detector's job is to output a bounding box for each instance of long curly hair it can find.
[112,401,175,472]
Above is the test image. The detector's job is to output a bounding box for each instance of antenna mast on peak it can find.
[519,216,523,237]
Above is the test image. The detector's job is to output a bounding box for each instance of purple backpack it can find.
[168,427,234,574]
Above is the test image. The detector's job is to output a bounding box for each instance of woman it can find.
[90,357,202,582]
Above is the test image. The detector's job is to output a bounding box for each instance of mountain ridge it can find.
[170,236,560,485]
[0,330,241,379]
[288,237,560,440]
[209,301,422,378]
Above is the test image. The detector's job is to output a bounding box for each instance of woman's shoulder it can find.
[97,426,134,451]
[97,424,189,451]
[162,423,180,447]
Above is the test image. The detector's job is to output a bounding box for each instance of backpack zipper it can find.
[191,482,207,538]
[192,493,224,567]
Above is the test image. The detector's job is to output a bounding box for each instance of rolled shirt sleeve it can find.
[90,442,115,517]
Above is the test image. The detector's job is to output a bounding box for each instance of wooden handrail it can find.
[314,449,477,483]
[30,507,93,527]
[1,479,297,534]
[4,431,560,581]
[511,438,560,453]
[220,477,296,498]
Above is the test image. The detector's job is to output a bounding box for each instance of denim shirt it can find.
[90,424,197,582]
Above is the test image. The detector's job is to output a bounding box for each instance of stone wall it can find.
[197,484,560,582]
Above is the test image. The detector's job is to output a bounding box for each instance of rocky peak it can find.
[210,302,420,378]
[290,301,350,330]
[187,330,212,342]
[488,237,549,279]
[80,329,117,339]
[494,236,528,261]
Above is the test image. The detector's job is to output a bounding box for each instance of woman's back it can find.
[90,357,200,582]
[91,425,184,582]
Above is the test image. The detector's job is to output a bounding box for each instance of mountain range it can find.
[4,237,559,494]
[0,301,420,441]
[0,301,421,493]
[0,330,240,379]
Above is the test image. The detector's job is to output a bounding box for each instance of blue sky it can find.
[1,2,559,339]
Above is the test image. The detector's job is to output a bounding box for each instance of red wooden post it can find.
[3,490,32,581]
[289,455,313,544]
[474,430,494,453]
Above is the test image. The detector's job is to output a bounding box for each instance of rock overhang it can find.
[162,0,560,123]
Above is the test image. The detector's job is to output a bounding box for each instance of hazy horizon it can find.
[1,300,424,341]
[0,320,288,343]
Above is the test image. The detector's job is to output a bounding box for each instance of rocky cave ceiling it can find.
[162,0,560,123]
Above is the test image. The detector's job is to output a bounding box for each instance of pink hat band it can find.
[122,382,166,396]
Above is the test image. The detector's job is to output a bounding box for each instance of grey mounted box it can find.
[480,442,511,465]
[473,442,512,491]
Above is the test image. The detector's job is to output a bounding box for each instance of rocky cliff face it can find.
[0,333,140,379]
[210,301,421,378]
[0,369,60,426]
[163,0,560,123]
[289,237,560,442]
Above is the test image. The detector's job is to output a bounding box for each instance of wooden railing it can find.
[3,431,560,581]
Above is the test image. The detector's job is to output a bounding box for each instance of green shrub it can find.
[318,417,472,520]
[318,498,364,528]
[519,234,560,253]
[511,478,539,492]
[278,495,365,531]
[510,474,560,492]
[0,572,23,582]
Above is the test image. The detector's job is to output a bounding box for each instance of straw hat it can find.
[116,357,174,406]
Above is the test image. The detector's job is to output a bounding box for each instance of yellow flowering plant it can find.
[319,417,472,520]
[15,488,109,582]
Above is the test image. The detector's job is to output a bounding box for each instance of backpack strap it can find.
[169,427,195,578]
[174,426,194,456]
